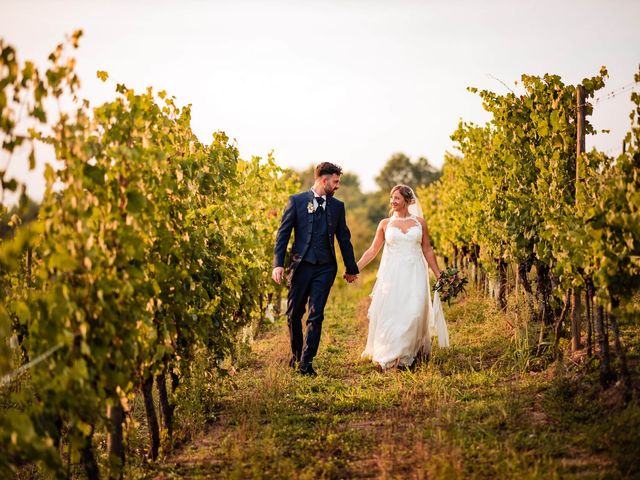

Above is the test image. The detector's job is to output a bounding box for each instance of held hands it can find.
[272,267,284,284]
[345,259,366,284]
[343,273,358,283]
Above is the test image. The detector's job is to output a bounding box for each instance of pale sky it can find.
[2,0,639,199]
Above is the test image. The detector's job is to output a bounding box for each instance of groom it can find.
[272,162,359,376]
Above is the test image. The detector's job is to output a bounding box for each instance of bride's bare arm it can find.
[419,218,442,279]
[357,219,388,271]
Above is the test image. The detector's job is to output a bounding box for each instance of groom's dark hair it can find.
[315,162,343,178]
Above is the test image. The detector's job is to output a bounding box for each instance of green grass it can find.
[147,276,640,480]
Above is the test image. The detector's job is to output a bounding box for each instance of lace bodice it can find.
[384,214,423,258]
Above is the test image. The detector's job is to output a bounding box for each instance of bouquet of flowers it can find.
[432,267,468,305]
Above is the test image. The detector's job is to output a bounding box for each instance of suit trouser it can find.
[286,259,337,367]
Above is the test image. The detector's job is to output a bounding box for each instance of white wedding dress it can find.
[362,213,448,369]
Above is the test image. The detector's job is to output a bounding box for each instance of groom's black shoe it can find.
[298,364,317,377]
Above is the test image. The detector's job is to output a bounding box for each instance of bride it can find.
[357,185,448,370]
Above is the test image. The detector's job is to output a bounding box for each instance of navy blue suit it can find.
[273,190,359,368]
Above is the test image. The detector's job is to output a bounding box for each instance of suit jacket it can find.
[273,190,359,277]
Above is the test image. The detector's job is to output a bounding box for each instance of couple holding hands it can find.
[272,162,449,376]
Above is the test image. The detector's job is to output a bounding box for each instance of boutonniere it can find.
[307,201,315,214]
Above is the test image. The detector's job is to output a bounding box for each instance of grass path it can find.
[150,278,639,479]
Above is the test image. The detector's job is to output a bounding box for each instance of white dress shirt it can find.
[310,188,327,210]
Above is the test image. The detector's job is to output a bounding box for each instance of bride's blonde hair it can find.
[389,185,415,216]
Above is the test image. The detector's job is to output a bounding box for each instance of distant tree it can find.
[364,191,389,224]
[296,164,316,189]
[413,156,442,186]
[375,152,441,192]
[339,172,360,189]
[335,172,366,205]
